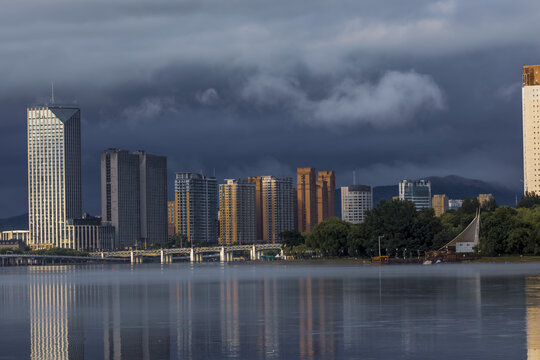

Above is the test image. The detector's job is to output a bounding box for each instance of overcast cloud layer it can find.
[0,0,537,217]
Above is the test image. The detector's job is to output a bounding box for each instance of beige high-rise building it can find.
[297,168,317,232]
[219,179,256,245]
[523,65,540,194]
[432,194,449,217]
[248,176,294,243]
[27,106,82,249]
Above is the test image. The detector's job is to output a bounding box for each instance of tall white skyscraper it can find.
[523,65,540,194]
[27,106,82,249]
[341,185,373,224]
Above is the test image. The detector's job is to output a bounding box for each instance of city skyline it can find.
[0,0,535,218]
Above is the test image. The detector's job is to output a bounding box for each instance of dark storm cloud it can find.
[0,0,538,217]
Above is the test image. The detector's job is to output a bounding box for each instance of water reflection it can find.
[0,264,536,359]
[528,276,540,359]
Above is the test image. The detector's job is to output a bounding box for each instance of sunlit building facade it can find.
[523,65,540,195]
[27,106,82,249]
[219,179,256,245]
[432,194,449,216]
[297,168,317,232]
[317,170,336,221]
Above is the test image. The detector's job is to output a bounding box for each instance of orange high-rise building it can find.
[297,168,317,232]
[317,170,336,220]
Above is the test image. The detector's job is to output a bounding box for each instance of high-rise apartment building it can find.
[341,185,373,224]
[137,151,168,245]
[297,168,336,232]
[432,194,449,217]
[27,106,82,249]
[248,176,294,242]
[317,170,336,219]
[523,65,540,194]
[297,168,317,232]
[219,179,256,245]
[101,149,167,249]
[174,173,218,244]
[398,179,432,210]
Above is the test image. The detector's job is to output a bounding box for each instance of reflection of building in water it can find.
[298,277,340,359]
[102,281,171,359]
[28,267,83,360]
[527,276,540,359]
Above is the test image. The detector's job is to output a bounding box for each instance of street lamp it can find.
[378,235,384,257]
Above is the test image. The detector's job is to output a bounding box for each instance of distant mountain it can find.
[373,175,519,207]
[0,213,28,232]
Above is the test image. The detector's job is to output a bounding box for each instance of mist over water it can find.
[0,263,539,359]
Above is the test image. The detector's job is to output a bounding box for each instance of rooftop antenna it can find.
[353,170,356,185]
[51,81,55,104]
[213,168,216,177]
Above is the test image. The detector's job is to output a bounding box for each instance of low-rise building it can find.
[1,230,30,242]
[64,215,115,251]
[448,199,463,211]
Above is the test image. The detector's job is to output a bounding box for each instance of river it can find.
[0,262,539,359]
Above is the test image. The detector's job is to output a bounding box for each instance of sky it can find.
[0,0,538,218]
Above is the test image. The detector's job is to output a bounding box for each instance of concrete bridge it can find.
[0,254,129,266]
[92,244,284,264]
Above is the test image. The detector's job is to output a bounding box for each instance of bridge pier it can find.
[130,252,143,264]
[220,247,225,262]
[161,251,173,264]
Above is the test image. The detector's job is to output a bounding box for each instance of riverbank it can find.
[245,255,540,265]
[470,256,540,263]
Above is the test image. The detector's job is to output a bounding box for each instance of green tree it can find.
[481,198,498,212]
[279,230,305,248]
[480,206,518,255]
[517,192,540,209]
[306,218,351,256]
[347,223,371,257]
[459,198,480,215]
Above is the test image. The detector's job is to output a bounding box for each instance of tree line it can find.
[281,193,540,257]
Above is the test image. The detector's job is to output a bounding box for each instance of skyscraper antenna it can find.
[353,170,356,185]
[51,81,55,104]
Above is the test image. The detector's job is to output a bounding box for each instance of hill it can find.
[0,213,28,232]
[373,175,518,207]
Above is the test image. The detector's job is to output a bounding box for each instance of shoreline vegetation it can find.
[280,193,540,260]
